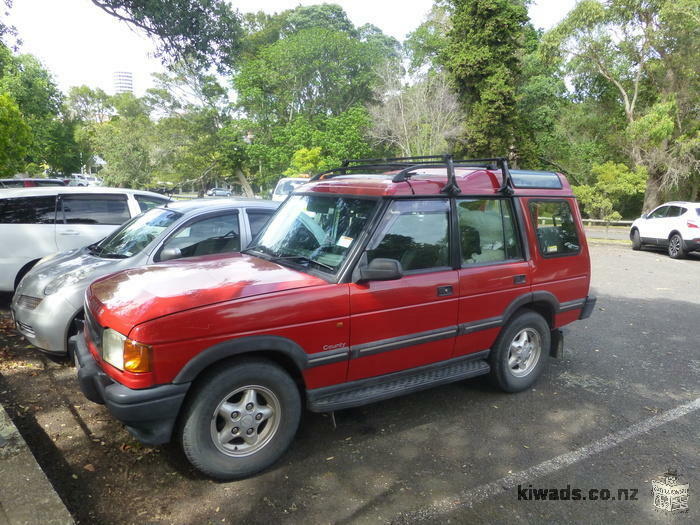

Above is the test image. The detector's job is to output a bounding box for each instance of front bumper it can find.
[71,333,190,446]
[11,293,77,355]
[579,295,597,320]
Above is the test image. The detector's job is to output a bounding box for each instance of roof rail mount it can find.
[313,154,515,195]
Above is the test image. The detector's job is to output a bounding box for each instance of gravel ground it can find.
[0,242,698,524]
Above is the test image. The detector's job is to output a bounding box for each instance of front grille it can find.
[17,295,42,310]
[84,305,103,351]
[16,321,35,336]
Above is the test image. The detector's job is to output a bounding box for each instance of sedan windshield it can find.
[92,208,181,258]
[250,195,377,274]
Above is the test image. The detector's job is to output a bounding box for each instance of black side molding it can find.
[579,296,597,320]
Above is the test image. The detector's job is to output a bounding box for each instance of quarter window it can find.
[458,199,522,264]
[0,196,56,224]
[529,200,580,257]
[367,200,450,272]
[61,195,130,225]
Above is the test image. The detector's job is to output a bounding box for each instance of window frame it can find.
[528,198,582,259]
[57,193,131,226]
[153,209,241,262]
[455,196,526,268]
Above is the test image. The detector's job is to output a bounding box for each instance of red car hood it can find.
[86,253,326,335]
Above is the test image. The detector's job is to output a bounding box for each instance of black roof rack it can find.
[311,154,514,196]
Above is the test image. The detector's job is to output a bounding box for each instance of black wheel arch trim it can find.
[173,335,310,384]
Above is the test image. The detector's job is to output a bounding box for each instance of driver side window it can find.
[366,200,450,272]
[648,206,669,219]
[160,212,240,260]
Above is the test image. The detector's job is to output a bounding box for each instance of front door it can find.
[639,205,670,241]
[348,199,458,382]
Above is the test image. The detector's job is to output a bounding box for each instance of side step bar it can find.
[306,351,490,412]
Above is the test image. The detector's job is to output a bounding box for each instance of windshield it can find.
[92,208,181,258]
[250,195,377,274]
[274,180,305,195]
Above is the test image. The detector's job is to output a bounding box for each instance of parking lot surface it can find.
[0,242,698,524]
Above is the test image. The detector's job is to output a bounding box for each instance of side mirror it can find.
[159,246,182,262]
[641,213,648,219]
[357,258,403,283]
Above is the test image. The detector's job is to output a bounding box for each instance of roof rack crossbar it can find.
[312,155,515,195]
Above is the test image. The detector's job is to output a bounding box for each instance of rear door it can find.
[454,198,530,357]
[55,193,131,251]
[347,199,458,381]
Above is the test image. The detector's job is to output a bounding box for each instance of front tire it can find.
[631,229,642,251]
[180,358,301,480]
[668,234,686,259]
[489,311,550,393]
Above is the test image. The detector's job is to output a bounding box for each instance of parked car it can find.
[11,198,278,357]
[630,201,700,258]
[0,178,66,188]
[271,177,308,201]
[0,187,170,292]
[206,188,232,197]
[73,156,595,480]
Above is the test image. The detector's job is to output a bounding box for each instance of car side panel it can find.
[128,284,350,389]
[521,197,591,322]
[0,224,58,291]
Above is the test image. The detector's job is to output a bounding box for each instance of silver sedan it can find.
[11,198,278,356]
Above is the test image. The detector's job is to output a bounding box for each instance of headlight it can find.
[102,328,151,373]
[44,267,93,295]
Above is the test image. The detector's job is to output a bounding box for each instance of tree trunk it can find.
[235,168,255,198]
[641,172,663,212]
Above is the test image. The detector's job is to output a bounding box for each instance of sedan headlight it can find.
[102,328,152,373]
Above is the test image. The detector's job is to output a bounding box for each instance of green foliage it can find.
[89,0,242,71]
[285,147,323,176]
[441,0,529,157]
[0,92,31,175]
[574,162,647,219]
[405,4,451,72]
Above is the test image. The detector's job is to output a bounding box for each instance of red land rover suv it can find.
[73,156,595,479]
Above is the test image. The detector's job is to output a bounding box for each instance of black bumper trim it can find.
[71,333,190,446]
[579,296,597,320]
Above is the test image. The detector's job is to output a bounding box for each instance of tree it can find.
[89,0,242,71]
[369,70,463,156]
[0,93,30,175]
[404,4,451,72]
[67,86,113,122]
[441,0,530,158]
[574,161,647,220]
[542,0,700,210]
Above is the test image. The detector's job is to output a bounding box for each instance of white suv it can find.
[0,187,169,291]
[630,201,700,258]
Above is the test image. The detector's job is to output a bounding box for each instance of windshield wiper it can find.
[269,255,335,272]
[241,244,275,256]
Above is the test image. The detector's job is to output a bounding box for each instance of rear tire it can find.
[180,358,301,480]
[631,229,642,251]
[668,233,686,259]
[489,311,550,393]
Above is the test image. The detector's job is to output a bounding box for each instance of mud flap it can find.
[549,329,564,358]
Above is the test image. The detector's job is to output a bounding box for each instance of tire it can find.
[631,229,642,251]
[180,358,301,480]
[668,233,686,259]
[489,311,550,393]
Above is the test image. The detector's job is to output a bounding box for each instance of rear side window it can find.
[247,209,275,239]
[529,200,580,257]
[0,196,56,224]
[60,194,131,225]
[135,194,169,212]
[367,200,449,272]
[458,199,522,264]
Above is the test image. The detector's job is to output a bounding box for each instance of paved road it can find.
[0,244,698,524]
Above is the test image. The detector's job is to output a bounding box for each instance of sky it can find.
[6,0,578,96]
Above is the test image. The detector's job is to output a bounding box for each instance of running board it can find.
[306,352,490,412]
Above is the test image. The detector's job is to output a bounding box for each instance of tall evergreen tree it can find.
[441,0,529,158]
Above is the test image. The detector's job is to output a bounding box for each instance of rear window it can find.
[0,196,56,224]
[60,194,131,225]
[529,200,580,257]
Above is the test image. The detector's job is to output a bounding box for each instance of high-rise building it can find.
[112,71,134,94]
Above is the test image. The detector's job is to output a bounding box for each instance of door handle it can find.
[513,274,527,284]
[437,285,453,296]
[60,230,80,236]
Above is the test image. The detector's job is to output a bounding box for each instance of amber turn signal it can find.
[123,339,152,373]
